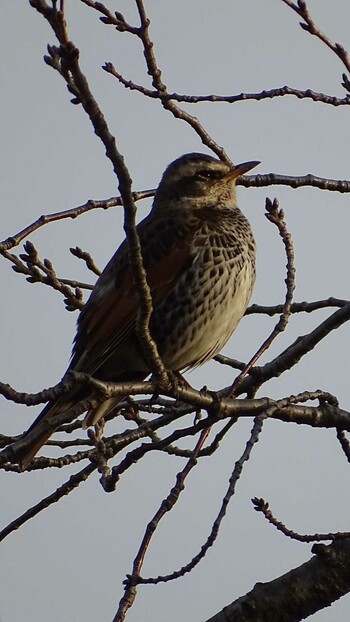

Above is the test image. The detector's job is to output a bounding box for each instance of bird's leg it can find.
[172,370,193,389]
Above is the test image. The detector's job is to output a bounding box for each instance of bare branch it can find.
[133,416,265,586]
[0,192,154,252]
[247,172,350,194]
[101,0,231,163]
[253,497,350,543]
[2,379,350,469]
[29,0,169,385]
[282,0,350,74]
[336,429,350,463]
[245,297,350,317]
[70,246,101,276]
[103,66,350,107]
[205,539,350,622]
[0,462,96,542]
[229,197,295,396]
[3,2,350,620]
[7,240,84,310]
[237,303,350,395]
[115,430,209,621]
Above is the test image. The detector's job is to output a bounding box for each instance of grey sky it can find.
[1,2,350,621]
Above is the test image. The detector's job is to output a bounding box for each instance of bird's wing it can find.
[71,212,198,376]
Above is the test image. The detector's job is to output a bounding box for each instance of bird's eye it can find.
[196,169,222,180]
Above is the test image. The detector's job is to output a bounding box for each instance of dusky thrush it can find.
[15,152,259,468]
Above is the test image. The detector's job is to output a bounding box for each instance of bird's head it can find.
[153,153,260,208]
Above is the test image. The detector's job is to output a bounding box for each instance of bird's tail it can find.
[12,398,75,470]
[83,397,123,429]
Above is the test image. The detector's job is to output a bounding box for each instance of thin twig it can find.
[114,429,210,621]
[228,197,295,396]
[103,66,350,107]
[134,416,265,586]
[0,462,96,542]
[253,497,350,542]
[237,303,350,396]
[30,0,169,386]
[70,246,101,275]
[336,429,350,463]
[245,298,350,317]
[102,0,231,163]
[281,0,350,74]
[0,191,154,252]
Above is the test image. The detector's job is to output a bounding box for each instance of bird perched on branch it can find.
[14,152,259,468]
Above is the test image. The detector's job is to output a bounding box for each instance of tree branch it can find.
[205,539,350,622]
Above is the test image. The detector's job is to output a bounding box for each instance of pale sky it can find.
[1,2,350,621]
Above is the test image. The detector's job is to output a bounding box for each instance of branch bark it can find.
[205,540,350,622]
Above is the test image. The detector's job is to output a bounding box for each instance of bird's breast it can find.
[149,226,256,371]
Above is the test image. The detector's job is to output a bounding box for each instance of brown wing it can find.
[70,211,198,377]
[15,211,198,469]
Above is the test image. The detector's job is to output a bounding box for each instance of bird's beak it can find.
[225,160,260,181]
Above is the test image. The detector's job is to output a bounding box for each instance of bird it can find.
[14,152,259,468]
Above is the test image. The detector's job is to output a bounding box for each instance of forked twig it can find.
[131,416,265,587]
[114,428,210,622]
[282,0,350,74]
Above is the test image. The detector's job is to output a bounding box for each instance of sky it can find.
[1,1,350,621]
